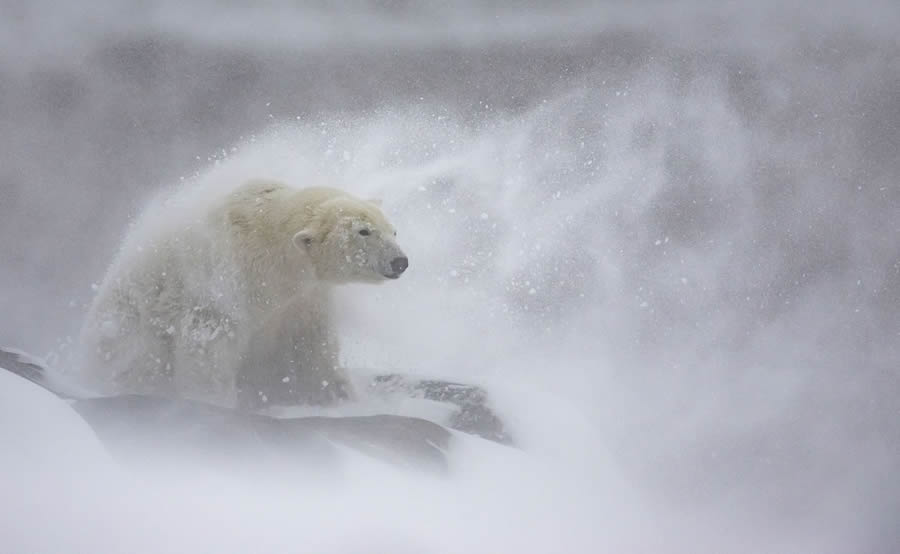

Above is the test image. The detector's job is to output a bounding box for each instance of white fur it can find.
[77,180,406,407]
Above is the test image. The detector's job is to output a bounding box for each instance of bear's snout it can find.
[387,256,408,278]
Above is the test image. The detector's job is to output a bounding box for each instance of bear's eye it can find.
[358,229,371,236]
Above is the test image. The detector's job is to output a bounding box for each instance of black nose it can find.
[391,256,408,275]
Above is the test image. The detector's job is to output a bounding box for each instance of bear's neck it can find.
[241,241,326,310]
[222,184,329,311]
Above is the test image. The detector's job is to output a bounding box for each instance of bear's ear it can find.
[292,229,315,251]
[367,198,383,207]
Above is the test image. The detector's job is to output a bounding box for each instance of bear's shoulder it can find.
[227,181,350,207]
[228,179,292,201]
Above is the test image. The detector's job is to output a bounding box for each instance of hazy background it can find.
[1,1,899,552]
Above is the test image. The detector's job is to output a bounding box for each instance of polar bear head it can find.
[292,194,408,283]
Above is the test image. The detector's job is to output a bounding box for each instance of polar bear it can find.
[77,180,407,408]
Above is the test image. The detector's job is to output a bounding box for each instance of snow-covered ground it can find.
[0,365,654,553]
[2,2,899,552]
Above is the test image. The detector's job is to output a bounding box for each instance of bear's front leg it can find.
[236,298,350,410]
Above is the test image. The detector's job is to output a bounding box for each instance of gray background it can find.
[1,1,899,550]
